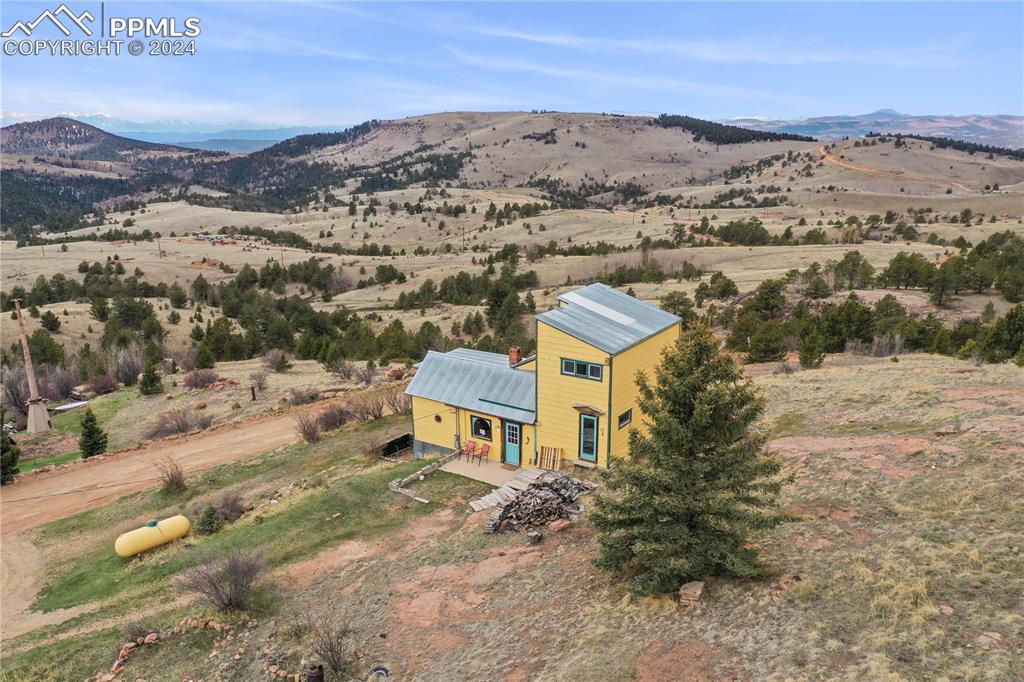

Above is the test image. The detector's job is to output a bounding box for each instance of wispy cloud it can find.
[444,47,808,104]
[458,25,959,68]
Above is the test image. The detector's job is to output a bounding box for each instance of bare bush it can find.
[263,349,291,373]
[174,347,197,373]
[844,339,868,355]
[1,365,29,418]
[250,369,269,392]
[773,362,796,375]
[326,358,355,381]
[215,490,245,522]
[354,365,374,385]
[383,386,411,414]
[111,345,145,387]
[363,435,383,458]
[38,364,78,402]
[318,403,354,432]
[155,456,187,493]
[289,387,321,406]
[871,332,904,357]
[295,411,322,443]
[309,605,354,675]
[88,373,119,395]
[124,620,154,642]
[146,409,214,439]
[350,392,385,421]
[184,369,220,389]
[182,550,264,612]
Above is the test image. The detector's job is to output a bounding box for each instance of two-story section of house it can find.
[405,283,681,469]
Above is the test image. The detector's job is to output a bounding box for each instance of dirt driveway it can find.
[0,410,305,536]
[819,144,972,192]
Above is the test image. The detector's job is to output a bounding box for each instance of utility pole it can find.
[11,299,52,434]
[156,236,163,258]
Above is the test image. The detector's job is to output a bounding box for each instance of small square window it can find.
[618,409,632,429]
[562,359,575,374]
[588,364,602,380]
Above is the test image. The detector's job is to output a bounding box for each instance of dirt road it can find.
[819,145,972,192]
[0,410,304,536]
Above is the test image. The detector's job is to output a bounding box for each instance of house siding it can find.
[457,408,504,463]
[535,320,612,467]
[410,396,457,457]
[609,324,680,461]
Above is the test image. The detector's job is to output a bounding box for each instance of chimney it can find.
[508,346,522,366]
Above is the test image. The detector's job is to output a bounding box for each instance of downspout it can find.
[605,353,613,469]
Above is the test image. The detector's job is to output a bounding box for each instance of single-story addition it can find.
[404,283,681,469]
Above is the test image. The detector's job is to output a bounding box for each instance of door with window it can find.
[503,422,521,466]
[579,414,598,462]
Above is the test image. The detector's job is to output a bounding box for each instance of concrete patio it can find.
[441,455,520,487]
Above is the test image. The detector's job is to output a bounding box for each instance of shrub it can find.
[318,404,354,432]
[112,346,145,387]
[354,365,374,385]
[79,408,108,458]
[195,504,224,535]
[326,358,355,381]
[263,350,291,373]
[1,409,21,485]
[870,332,904,357]
[182,551,265,612]
[138,364,164,396]
[40,310,61,332]
[383,386,411,414]
[309,605,354,675]
[746,321,787,363]
[88,374,119,395]
[215,490,246,522]
[184,369,219,389]
[155,456,186,493]
[1,365,30,418]
[289,388,320,406]
[250,369,269,392]
[174,347,197,373]
[146,409,214,439]
[773,362,796,375]
[295,412,322,443]
[799,334,826,369]
[38,365,77,402]
[350,392,385,421]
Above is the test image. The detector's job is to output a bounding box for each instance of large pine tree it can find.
[1,408,21,485]
[590,324,790,596]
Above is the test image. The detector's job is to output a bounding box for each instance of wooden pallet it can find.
[469,468,545,512]
[538,446,563,471]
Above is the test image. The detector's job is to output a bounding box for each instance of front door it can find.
[504,422,521,466]
[579,414,598,462]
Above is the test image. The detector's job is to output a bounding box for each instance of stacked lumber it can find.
[678,580,706,606]
[484,471,595,533]
[468,468,545,512]
[538,446,563,470]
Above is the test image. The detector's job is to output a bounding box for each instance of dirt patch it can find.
[279,539,380,589]
[635,639,727,682]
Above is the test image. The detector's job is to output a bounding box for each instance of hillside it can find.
[732,110,1024,148]
[0,117,188,161]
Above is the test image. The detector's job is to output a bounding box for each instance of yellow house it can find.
[405,283,681,469]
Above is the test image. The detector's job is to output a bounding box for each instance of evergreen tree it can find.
[40,310,61,332]
[804,275,831,300]
[746,321,787,363]
[1,409,21,485]
[195,503,224,535]
[590,325,789,595]
[195,344,215,369]
[139,363,163,395]
[799,333,826,368]
[659,291,697,325]
[79,408,108,458]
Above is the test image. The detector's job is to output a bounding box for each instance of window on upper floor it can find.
[561,358,603,381]
[618,409,633,429]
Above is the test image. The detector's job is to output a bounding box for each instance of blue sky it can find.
[1,1,1021,128]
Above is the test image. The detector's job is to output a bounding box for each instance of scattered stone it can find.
[485,471,594,533]
[939,604,954,615]
[195,402,207,410]
[143,632,159,644]
[549,519,572,533]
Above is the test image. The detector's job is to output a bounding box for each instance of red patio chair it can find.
[460,440,477,462]
[474,443,490,466]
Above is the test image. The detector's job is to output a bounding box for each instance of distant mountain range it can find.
[730,110,1024,148]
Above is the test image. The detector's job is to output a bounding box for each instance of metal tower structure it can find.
[11,299,53,434]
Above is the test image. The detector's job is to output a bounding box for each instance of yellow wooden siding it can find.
[535,321,611,467]
[609,324,680,460]
[411,396,457,450]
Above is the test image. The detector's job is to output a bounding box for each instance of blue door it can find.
[579,414,598,462]
[504,422,521,466]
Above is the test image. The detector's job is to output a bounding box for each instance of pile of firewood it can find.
[485,471,595,533]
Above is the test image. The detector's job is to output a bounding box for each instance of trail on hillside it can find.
[818,145,972,192]
[0,409,306,536]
